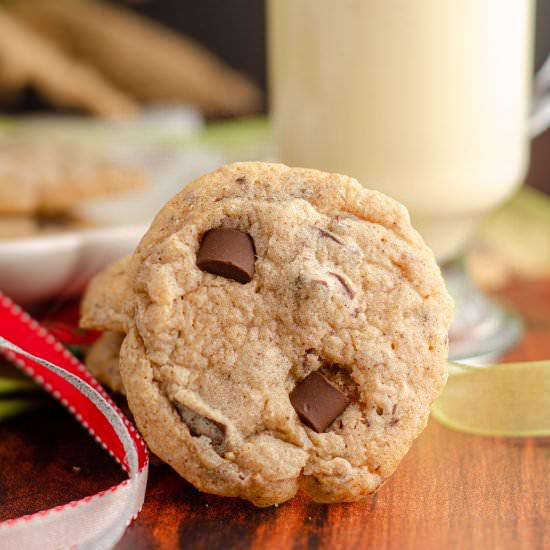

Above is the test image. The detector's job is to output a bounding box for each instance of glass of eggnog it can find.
[269,0,536,361]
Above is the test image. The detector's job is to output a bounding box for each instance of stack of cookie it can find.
[0,143,144,239]
[80,162,453,506]
[0,1,261,118]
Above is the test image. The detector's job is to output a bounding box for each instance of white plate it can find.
[0,224,147,305]
[0,112,271,305]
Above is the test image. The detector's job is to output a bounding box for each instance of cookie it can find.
[0,212,92,240]
[83,162,453,506]
[85,331,125,394]
[0,216,37,239]
[0,7,137,117]
[80,256,130,333]
[13,0,262,117]
[0,144,144,214]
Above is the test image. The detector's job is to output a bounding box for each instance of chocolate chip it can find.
[175,403,226,449]
[197,228,255,283]
[314,226,344,245]
[289,371,350,433]
[329,272,355,299]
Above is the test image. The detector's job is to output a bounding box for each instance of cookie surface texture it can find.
[119,162,453,506]
[80,256,131,332]
[85,331,125,394]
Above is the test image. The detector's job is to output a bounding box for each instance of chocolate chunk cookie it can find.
[0,144,144,214]
[83,162,453,506]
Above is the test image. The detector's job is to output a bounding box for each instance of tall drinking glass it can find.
[269,0,535,361]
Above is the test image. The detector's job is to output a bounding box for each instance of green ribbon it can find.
[0,367,42,422]
[0,398,44,421]
[432,361,550,437]
[0,377,37,394]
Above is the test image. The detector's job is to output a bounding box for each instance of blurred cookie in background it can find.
[0,212,94,240]
[466,188,550,291]
[0,216,37,240]
[0,143,145,215]
[0,142,145,240]
[1,0,262,118]
[0,6,137,118]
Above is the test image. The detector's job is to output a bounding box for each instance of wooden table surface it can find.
[0,278,548,550]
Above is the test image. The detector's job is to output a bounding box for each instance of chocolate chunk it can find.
[329,272,355,299]
[289,371,350,432]
[197,228,255,283]
[175,403,226,449]
[314,226,344,245]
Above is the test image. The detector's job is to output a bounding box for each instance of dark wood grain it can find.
[0,280,549,550]
[0,402,125,520]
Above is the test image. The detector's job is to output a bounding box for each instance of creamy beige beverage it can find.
[269,0,534,262]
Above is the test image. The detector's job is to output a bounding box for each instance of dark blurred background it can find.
[115,0,268,92]
[113,0,550,95]
[112,0,267,92]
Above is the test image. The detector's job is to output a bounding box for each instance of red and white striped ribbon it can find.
[0,292,149,550]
